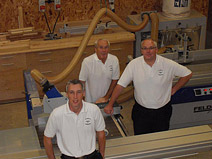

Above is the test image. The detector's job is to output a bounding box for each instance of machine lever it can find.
[114,114,124,119]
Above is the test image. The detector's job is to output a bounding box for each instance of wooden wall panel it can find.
[191,0,209,16]
[0,0,209,33]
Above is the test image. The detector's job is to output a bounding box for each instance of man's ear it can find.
[83,90,85,97]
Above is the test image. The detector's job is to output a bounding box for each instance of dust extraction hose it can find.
[31,8,159,103]
[31,8,153,84]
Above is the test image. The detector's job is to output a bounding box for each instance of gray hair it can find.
[94,39,110,48]
[141,39,157,48]
[66,79,84,92]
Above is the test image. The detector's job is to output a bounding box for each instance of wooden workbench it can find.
[0,30,135,103]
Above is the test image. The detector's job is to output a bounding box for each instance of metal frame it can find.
[127,10,207,57]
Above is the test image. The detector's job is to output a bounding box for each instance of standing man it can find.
[104,39,192,135]
[79,39,120,103]
[44,79,105,159]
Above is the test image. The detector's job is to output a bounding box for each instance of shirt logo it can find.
[109,65,113,71]
[85,118,91,125]
[158,69,164,76]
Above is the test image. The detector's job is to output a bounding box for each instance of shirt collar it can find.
[142,54,159,67]
[65,100,86,114]
[94,53,102,62]
[94,53,100,61]
[154,55,159,64]
[94,53,110,63]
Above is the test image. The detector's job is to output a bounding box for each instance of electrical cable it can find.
[52,10,61,34]
[43,12,52,34]
[100,0,102,8]
[105,0,107,15]
[31,8,151,84]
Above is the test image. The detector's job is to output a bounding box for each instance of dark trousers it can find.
[132,100,172,135]
[61,150,103,159]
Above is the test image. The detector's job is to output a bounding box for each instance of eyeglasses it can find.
[141,47,156,51]
[98,46,109,49]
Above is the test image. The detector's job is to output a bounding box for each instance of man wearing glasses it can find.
[79,39,120,104]
[104,38,192,135]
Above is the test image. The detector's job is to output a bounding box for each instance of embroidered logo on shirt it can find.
[158,69,164,76]
[109,65,113,71]
[85,118,91,125]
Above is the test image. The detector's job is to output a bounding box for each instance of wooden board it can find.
[0,101,28,130]
[0,0,209,33]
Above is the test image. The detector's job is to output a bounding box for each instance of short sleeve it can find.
[44,111,57,138]
[79,59,88,81]
[171,60,192,77]
[112,56,120,80]
[118,61,133,88]
[94,107,105,131]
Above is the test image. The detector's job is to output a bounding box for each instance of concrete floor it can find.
[0,101,28,131]
[120,99,135,136]
[0,99,212,159]
[120,100,212,159]
[0,29,212,158]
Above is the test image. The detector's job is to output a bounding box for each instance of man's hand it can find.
[103,84,124,114]
[104,103,114,114]
[171,87,177,95]
[95,97,109,104]
[171,73,192,96]
[43,135,55,159]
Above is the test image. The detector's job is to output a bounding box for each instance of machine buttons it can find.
[194,89,201,96]
[194,87,212,96]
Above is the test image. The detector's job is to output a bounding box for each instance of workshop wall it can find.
[0,0,209,33]
[207,0,212,31]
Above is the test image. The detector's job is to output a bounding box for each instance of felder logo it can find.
[194,105,212,113]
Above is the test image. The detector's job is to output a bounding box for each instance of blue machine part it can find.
[45,86,63,98]
[171,84,212,104]
[24,70,63,119]
[24,81,32,119]
[42,80,63,98]
[24,70,37,119]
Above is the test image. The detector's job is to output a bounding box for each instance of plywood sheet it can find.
[0,0,209,33]
[0,101,28,130]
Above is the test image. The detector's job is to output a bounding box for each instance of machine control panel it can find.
[194,87,212,96]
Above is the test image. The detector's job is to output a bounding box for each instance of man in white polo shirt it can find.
[104,38,192,135]
[44,79,105,159]
[79,39,120,103]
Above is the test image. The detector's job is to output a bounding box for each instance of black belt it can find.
[61,150,100,159]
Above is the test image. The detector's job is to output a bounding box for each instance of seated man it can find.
[79,39,120,103]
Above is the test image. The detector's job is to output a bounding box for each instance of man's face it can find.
[141,39,158,62]
[95,40,109,63]
[66,84,85,112]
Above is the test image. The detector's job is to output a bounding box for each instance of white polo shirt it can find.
[118,55,192,109]
[44,101,105,157]
[79,53,120,103]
